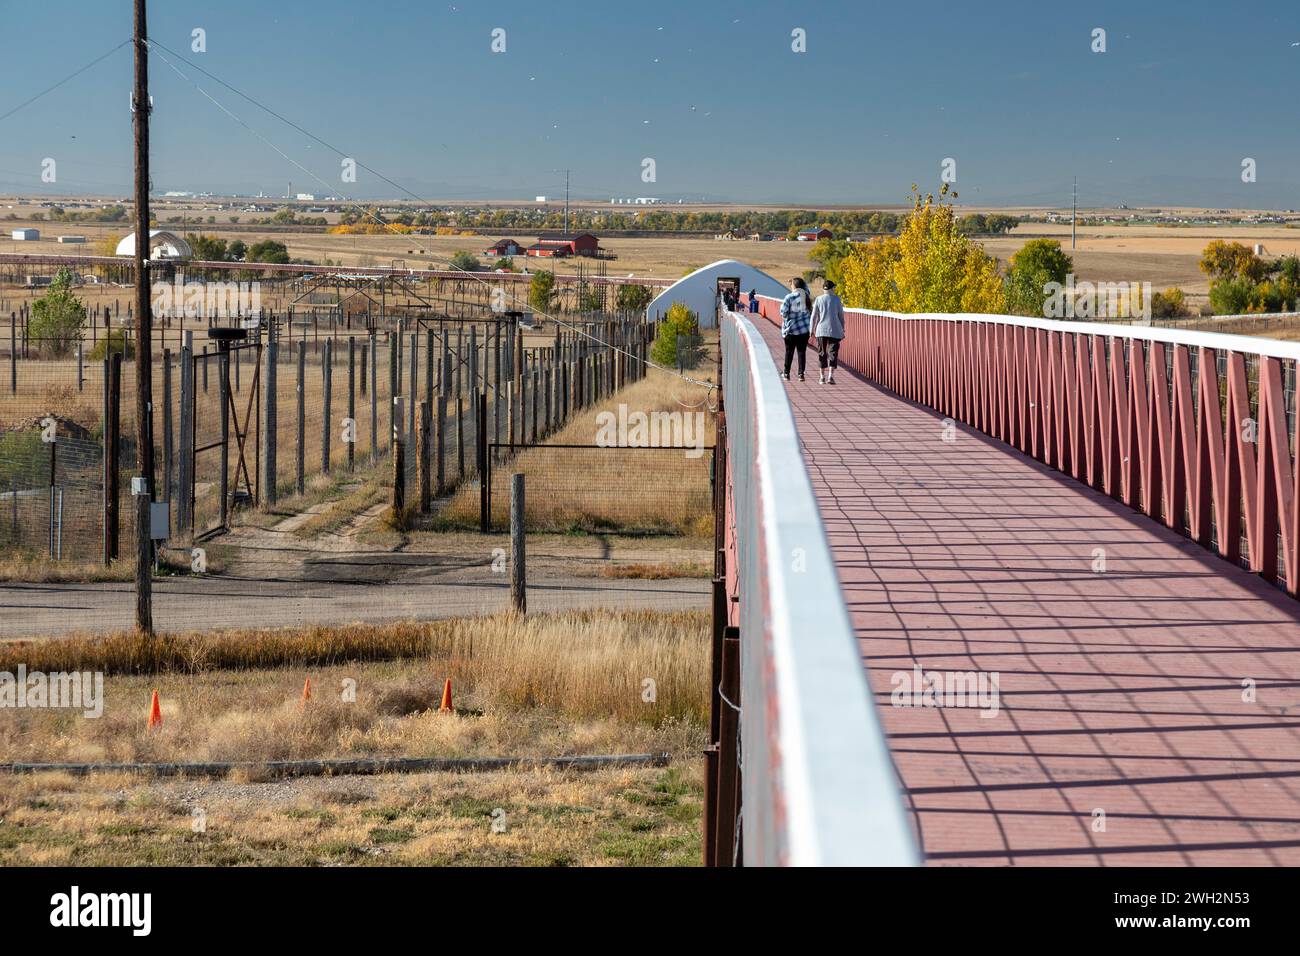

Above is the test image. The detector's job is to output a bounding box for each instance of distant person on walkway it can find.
[811,279,845,385]
[747,289,759,313]
[779,277,812,381]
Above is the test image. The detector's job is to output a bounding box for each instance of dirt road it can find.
[0,572,708,638]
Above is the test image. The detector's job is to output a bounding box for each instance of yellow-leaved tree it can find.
[839,185,1005,314]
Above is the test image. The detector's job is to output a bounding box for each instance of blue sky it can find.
[2,0,1299,207]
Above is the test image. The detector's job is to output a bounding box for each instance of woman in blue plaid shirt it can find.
[779,277,813,381]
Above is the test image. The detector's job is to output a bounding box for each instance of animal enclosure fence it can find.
[478,443,714,535]
[2,306,659,569]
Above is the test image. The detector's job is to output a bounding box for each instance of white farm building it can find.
[115,230,193,260]
[645,259,788,330]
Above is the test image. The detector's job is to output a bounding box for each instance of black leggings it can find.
[784,334,809,375]
[818,337,842,369]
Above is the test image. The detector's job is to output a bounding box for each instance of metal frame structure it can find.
[715,308,919,866]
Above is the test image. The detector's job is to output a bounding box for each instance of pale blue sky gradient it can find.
[1,0,1298,207]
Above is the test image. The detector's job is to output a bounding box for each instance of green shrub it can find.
[650,303,700,368]
[529,271,556,313]
[615,283,652,312]
[88,328,134,362]
[1151,287,1187,319]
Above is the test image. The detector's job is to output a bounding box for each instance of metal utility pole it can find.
[1072,177,1077,251]
[132,0,154,635]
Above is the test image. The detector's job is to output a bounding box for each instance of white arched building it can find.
[645,259,789,329]
[114,230,193,260]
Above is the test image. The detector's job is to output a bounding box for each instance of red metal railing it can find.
[750,294,1300,592]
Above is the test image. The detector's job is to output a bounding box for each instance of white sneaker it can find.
[828,372,836,385]
[818,371,825,384]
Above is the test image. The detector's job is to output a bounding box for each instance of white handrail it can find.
[755,294,1300,361]
[722,308,918,867]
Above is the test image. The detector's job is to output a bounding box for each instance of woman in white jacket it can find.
[810,279,846,384]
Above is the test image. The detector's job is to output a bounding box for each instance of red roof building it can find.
[533,232,601,257]
[484,238,525,256]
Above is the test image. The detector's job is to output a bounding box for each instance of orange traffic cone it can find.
[146,690,163,732]
[438,678,453,714]
[301,677,313,703]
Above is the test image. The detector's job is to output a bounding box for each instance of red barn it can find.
[484,238,525,256]
[525,241,569,258]
[533,232,601,257]
[796,227,833,242]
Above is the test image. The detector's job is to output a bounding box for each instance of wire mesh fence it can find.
[479,444,714,535]
[2,308,663,564]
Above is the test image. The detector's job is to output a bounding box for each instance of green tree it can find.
[247,240,290,264]
[28,269,86,357]
[1209,278,1254,315]
[984,214,1020,235]
[806,238,853,286]
[529,271,556,313]
[227,239,247,262]
[1005,239,1072,316]
[448,250,481,272]
[615,283,652,312]
[185,233,228,261]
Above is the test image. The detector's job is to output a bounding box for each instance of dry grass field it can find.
[435,360,717,535]
[0,609,708,866]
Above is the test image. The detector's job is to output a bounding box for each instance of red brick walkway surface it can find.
[756,320,1300,865]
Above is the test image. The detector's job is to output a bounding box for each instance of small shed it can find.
[11,228,39,241]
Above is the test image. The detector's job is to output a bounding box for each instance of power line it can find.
[0,40,132,125]
[147,41,717,391]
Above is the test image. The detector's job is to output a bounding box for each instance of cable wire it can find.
[146,39,718,392]
[0,40,132,125]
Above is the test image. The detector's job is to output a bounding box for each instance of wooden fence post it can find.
[435,395,447,496]
[510,472,526,613]
[418,399,432,513]
[263,339,277,505]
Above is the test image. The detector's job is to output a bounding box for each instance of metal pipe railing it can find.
[719,308,918,866]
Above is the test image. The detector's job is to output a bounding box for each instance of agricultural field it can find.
[7,200,1300,313]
